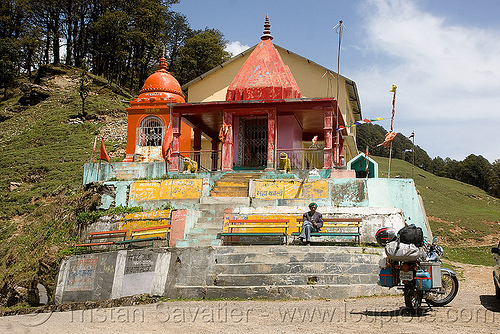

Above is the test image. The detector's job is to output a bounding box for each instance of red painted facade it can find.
[226,15,301,101]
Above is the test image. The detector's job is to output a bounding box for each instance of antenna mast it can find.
[333,20,347,166]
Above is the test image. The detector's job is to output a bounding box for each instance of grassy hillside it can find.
[0,65,499,306]
[374,156,500,266]
[0,65,131,306]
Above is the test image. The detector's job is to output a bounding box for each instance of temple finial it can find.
[158,57,168,71]
[261,14,273,40]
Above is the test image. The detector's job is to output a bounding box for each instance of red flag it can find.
[408,132,414,139]
[99,138,114,170]
[377,132,397,148]
[162,123,173,164]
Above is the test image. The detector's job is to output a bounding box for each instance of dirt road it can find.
[1,263,499,334]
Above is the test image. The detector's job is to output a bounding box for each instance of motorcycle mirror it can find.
[433,236,438,244]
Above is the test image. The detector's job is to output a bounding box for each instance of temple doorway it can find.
[237,117,267,168]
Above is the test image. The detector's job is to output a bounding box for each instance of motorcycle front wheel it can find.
[425,269,459,306]
[404,284,422,311]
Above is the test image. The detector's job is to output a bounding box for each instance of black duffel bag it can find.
[398,225,424,247]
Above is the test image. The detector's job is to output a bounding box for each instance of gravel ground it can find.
[1,263,499,334]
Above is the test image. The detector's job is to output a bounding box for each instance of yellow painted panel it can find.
[159,179,173,199]
[301,180,329,199]
[132,179,202,201]
[119,210,170,239]
[130,181,161,201]
[170,179,202,199]
[284,181,302,198]
[255,181,285,199]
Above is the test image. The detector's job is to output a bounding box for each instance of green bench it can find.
[221,219,290,245]
[292,218,362,244]
[74,229,127,252]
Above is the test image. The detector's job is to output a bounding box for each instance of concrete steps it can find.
[109,164,141,180]
[210,172,262,197]
[170,245,392,300]
[176,197,254,247]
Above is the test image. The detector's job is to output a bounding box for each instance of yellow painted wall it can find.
[254,179,328,200]
[119,210,170,239]
[130,179,203,201]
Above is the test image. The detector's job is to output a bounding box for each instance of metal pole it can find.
[412,132,415,179]
[388,85,397,178]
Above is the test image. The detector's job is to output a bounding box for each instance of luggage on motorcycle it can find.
[379,268,394,287]
[398,224,424,247]
[415,270,432,290]
[385,240,423,261]
[375,227,397,246]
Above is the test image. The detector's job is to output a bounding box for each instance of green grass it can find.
[442,246,495,267]
[0,66,130,301]
[374,156,500,244]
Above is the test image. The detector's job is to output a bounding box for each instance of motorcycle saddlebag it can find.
[385,240,423,262]
[398,225,424,247]
[379,268,394,287]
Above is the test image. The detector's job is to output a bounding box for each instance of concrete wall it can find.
[83,162,166,184]
[91,176,429,239]
[55,249,171,304]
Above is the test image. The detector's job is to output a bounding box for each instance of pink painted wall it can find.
[169,209,187,247]
[277,115,302,167]
[233,116,240,164]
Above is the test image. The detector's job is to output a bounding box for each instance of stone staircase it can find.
[170,245,393,300]
[109,164,142,180]
[210,172,263,197]
[175,197,250,247]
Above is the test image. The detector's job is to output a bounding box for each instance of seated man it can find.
[299,202,323,245]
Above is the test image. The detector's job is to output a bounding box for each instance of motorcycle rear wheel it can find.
[425,269,459,306]
[404,284,422,311]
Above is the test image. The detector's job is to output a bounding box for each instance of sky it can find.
[172,0,500,163]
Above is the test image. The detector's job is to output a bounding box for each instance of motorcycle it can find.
[378,232,459,311]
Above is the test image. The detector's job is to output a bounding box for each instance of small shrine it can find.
[123,57,191,162]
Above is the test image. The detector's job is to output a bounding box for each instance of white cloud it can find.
[353,0,500,162]
[225,41,251,56]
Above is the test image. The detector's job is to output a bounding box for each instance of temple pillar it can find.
[170,112,181,172]
[266,109,276,170]
[211,140,219,171]
[221,111,233,171]
[323,107,334,169]
[193,128,202,167]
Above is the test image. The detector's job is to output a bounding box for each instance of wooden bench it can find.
[74,229,128,252]
[221,219,290,245]
[292,218,362,244]
[114,224,171,248]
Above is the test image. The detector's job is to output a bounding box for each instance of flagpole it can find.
[333,20,346,167]
[412,132,415,179]
[388,85,397,178]
[168,97,173,174]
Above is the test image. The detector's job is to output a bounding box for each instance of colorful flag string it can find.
[337,117,384,130]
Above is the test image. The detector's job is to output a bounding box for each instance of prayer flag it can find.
[99,138,114,170]
[162,122,173,164]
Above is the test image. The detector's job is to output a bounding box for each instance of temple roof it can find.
[225,15,302,101]
[132,57,185,106]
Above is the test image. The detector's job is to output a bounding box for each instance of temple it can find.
[122,15,361,173]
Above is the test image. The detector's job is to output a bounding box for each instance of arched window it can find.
[137,116,164,146]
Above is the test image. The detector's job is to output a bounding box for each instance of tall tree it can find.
[172,28,231,85]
